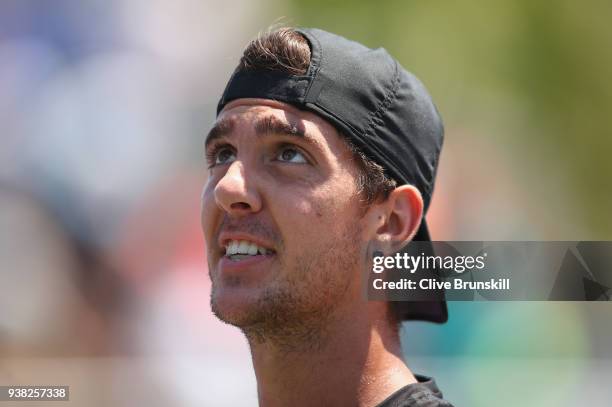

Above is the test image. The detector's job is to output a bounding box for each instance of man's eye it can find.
[208,147,236,166]
[276,146,307,163]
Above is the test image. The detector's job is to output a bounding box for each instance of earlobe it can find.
[360,204,390,254]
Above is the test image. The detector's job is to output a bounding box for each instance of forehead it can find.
[208,99,346,151]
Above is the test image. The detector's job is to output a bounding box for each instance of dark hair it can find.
[237,27,397,206]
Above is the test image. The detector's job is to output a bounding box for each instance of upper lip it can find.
[217,232,276,254]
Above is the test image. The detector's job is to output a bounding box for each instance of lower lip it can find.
[218,254,275,274]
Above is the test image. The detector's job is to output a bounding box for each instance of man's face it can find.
[201,98,369,334]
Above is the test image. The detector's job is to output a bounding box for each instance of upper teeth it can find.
[225,240,269,256]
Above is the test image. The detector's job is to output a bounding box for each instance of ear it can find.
[363,185,424,254]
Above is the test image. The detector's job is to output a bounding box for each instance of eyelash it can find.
[205,142,310,168]
[274,143,309,164]
[205,143,233,169]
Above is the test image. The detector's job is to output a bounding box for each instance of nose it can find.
[214,160,262,215]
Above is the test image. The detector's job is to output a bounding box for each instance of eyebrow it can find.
[205,114,323,152]
[254,115,306,138]
[205,117,235,146]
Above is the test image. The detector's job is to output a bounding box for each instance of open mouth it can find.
[223,239,276,261]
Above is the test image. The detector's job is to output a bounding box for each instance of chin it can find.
[210,278,304,334]
[210,285,267,328]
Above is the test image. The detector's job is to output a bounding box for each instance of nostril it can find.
[230,202,251,210]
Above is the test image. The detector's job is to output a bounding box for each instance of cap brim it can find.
[394,220,448,323]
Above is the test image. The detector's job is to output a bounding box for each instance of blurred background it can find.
[0,0,610,406]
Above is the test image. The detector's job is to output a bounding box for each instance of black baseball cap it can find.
[217,28,447,323]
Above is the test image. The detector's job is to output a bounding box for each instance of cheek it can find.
[200,181,218,241]
[270,183,359,246]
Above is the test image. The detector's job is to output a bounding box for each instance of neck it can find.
[247,304,416,407]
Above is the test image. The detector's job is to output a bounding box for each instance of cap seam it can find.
[359,59,406,184]
[363,59,401,138]
[361,61,435,200]
[305,29,323,77]
[297,28,324,103]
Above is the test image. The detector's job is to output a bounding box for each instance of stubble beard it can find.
[210,221,363,352]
